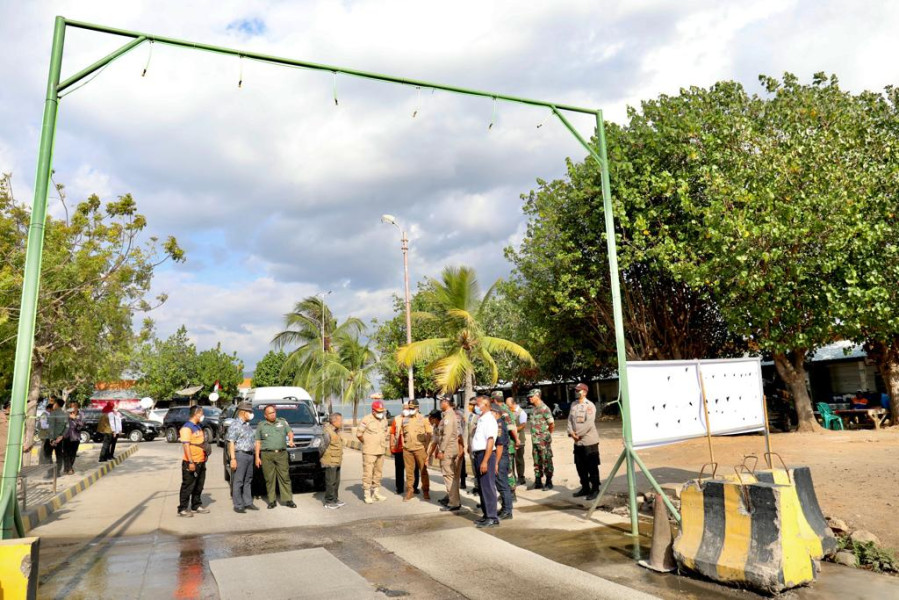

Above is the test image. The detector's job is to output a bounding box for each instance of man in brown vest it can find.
[401,398,432,501]
[357,396,389,504]
[320,412,344,509]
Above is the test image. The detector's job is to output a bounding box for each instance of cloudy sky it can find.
[2,1,898,370]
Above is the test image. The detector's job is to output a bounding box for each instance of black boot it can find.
[545,477,553,490]
[573,487,589,497]
[534,476,543,489]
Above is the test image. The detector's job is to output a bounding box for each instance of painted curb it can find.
[20,444,140,532]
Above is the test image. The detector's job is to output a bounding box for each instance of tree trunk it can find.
[866,339,899,427]
[463,371,474,406]
[23,360,44,452]
[773,350,821,433]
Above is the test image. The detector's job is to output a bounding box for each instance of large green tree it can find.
[134,325,198,401]
[251,350,297,388]
[396,266,535,404]
[0,175,184,447]
[195,343,244,403]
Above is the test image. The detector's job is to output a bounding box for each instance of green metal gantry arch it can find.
[0,15,679,543]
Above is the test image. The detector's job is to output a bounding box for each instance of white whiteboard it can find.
[626,357,766,450]
[699,358,766,436]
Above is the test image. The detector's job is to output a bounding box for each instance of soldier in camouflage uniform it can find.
[528,388,555,489]
[491,391,518,493]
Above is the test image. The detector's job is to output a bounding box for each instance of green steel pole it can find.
[594,111,639,537]
[57,36,146,93]
[0,16,66,539]
[61,18,597,116]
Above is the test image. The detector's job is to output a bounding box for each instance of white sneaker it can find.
[335,500,346,508]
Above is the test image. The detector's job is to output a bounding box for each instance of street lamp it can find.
[316,290,332,412]
[381,214,415,401]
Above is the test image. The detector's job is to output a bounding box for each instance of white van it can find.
[245,386,314,404]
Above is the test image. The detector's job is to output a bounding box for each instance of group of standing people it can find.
[38,396,86,476]
[345,383,599,528]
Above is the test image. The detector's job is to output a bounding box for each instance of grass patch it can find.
[836,537,899,573]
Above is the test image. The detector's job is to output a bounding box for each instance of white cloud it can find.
[4,0,899,370]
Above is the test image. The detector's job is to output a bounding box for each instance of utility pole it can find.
[382,215,415,401]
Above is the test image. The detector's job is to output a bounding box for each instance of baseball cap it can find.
[409,398,420,408]
[575,383,589,392]
[490,391,504,401]
[372,400,385,412]
[527,389,541,398]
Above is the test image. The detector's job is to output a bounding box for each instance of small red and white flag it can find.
[213,380,221,392]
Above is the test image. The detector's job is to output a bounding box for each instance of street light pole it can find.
[382,215,415,401]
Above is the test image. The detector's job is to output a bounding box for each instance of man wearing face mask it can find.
[178,405,210,517]
[390,400,419,495]
[401,398,432,501]
[568,382,600,500]
[357,395,389,504]
[471,395,499,528]
[435,396,461,512]
[227,402,258,513]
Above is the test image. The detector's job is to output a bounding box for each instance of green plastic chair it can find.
[816,402,844,430]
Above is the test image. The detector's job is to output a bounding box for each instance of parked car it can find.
[218,386,318,446]
[163,406,222,445]
[222,398,325,493]
[80,409,161,443]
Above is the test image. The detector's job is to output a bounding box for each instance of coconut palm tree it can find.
[396,266,535,403]
[322,330,379,424]
[271,296,363,411]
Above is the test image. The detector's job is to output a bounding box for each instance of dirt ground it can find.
[589,420,899,551]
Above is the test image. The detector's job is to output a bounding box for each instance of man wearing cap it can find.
[491,391,518,494]
[568,382,600,500]
[357,394,389,504]
[471,395,499,528]
[528,389,555,490]
[507,395,527,486]
[490,402,514,520]
[401,398,432,501]
[435,396,462,512]
[227,402,258,513]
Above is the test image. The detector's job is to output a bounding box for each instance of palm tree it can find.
[396,266,535,404]
[271,296,363,412]
[322,330,379,424]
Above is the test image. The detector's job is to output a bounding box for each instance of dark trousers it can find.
[43,440,64,474]
[324,466,341,503]
[497,452,513,513]
[100,433,117,461]
[393,451,418,494]
[460,454,468,488]
[179,460,207,512]
[474,450,498,521]
[62,439,80,472]
[231,451,254,509]
[574,443,600,492]
[514,442,526,481]
[261,451,292,503]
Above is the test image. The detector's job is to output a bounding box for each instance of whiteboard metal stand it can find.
[582,112,681,543]
[698,375,718,477]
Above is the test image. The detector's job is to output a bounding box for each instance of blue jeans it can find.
[473,450,497,521]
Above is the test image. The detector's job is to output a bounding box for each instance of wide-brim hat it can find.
[236,401,253,412]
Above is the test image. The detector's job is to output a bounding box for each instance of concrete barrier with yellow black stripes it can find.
[754,466,837,557]
[0,537,40,599]
[673,478,818,594]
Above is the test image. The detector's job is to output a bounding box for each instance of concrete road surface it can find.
[30,438,898,600]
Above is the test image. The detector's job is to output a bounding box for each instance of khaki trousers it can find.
[440,453,461,507]
[362,453,385,490]
[403,447,429,494]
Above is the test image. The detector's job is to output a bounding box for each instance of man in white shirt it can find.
[470,395,499,528]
